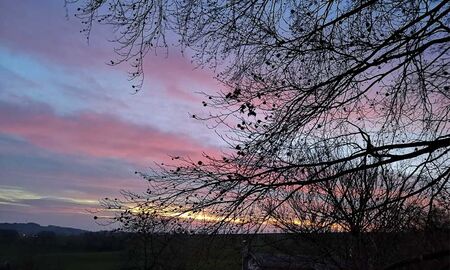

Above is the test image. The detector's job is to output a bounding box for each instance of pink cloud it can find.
[0,101,221,165]
[142,53,221,102]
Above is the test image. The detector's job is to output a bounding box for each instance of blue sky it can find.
[0,0,223,230]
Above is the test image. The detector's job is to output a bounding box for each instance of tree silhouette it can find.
[72,0,450,236]
[94,191,193,270]
[266,146,449,269]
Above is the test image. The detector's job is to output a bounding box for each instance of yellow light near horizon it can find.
[125,203,345,232]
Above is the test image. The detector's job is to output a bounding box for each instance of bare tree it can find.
[271,154,425,234]
[72,0,450,245]
[266,145,442,269]
[94,192,190,270]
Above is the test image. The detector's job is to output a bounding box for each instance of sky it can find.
[0,0,224,230]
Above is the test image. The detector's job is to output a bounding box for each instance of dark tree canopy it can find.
[72,0,450,235]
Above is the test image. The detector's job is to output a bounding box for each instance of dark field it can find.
[1,230,449,270]
[0,231,244,270]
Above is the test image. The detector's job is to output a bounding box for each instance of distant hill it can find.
[0,222,88,236]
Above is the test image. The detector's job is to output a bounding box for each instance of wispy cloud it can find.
[0,185,98,208]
